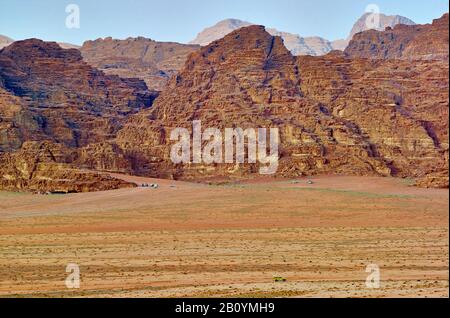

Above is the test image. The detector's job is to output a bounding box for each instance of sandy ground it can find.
[0,175,448,298]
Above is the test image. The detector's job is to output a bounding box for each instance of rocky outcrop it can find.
[190,19,253,46]
[0,35,79,50]
[415,171,449,189]
[80,37,200,91]
[266,29,334,56]
[190,19,336,56]
[0,141,135,193]
[0,39,157,192]
[333,13,416,51]
[57,42,81,50]
[113,25,448,186]
[190,14,416,55]
[0,39,157,152]
[74,142,134,174]
[0,35,13,49]
[349,13,416,39]
[345,13,448,60]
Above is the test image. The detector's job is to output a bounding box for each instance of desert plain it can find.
[0,174,448,298]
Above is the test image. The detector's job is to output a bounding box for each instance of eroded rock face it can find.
[0,39,156,192]
[80,37,200,91]
[114,25,448,187]
[74,142,134,174]
[345,13,449,60]
[190,15,416,54]
[1,18,448,191]
[0,141,135,193]
[0,39,157,151]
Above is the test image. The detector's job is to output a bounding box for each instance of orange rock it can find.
[345,13,449,60]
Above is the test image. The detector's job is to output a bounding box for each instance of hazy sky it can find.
[1,0,448,45]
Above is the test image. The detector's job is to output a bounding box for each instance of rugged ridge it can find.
[332,13,416,50]
[0,141,135,193]
[0,35,80,50]
[345,13,449,60]
[190,19,336,56]
[80,37,200,91]
[0,39,156,192]
[298,52,448,186]
[0,35,14,49]
[113,25,448,187]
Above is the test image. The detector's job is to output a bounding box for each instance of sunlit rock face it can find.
[116,25,448,187]
[80,36,200,91]
[0,39,157,151]
[0,14,448,191]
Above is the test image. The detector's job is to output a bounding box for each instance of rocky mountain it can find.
[1,15,448,192]
[298,52,448,188]
[58,42,81,50]
[0,39,156,192]
[332,13,416,50]
[350,13,416,39]
[266,29,334,56]
[330,39,349,52]
[0,39,157,151]
[0,35,80,50]
[0,35,14,49]
[190,19,252,46]
[190,14,416,55]
[0,141,134,193]
[345,13,449,60]
[80,37,200,91]
[190,19,335,56]
[113,25,448,187]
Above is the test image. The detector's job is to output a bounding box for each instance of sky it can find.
[0,0,448,45]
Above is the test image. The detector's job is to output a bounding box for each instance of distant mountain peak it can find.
[190,19,333,56]
[0,34,14,49]
[80,36,200,91]
[189,13,416,55]
[190,19,252,46]
[345,12,448,60]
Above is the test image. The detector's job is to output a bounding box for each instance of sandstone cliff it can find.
[190,19,336,56]
[298,52,448,186]
[0,141,135,193]
[345,13,449,60]
[332,13,416,50]
[113,25,448,187]
[0,39,157,152]
[0,39,156,192]
[190,14,416,54]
